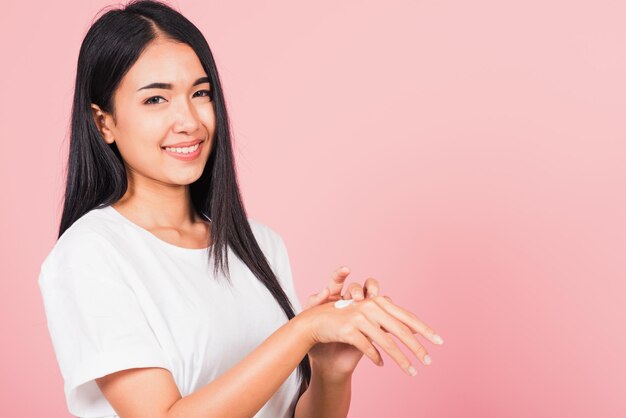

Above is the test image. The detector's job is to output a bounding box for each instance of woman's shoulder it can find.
[55,206,121,249]
[247,217,287,250]
[248,217,285,256]
[39,207,124,279]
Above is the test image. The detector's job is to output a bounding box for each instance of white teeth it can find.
[164,143,200,154]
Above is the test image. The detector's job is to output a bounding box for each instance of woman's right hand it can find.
[299,295,444,377]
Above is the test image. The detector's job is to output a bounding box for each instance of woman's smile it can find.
[161,139,204,161]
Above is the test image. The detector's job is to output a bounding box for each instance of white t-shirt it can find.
[38,205,304,418]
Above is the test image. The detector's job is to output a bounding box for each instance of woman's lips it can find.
[162,141,203,161]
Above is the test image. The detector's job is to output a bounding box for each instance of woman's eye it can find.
[144,90,212,105]
[144,96,165,105]
[194,89,212,100]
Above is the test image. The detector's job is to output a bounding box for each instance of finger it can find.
[372,296,444,346]
[306,287,330,308]
[361,300,432,367]
[351,312,417,377]
[327,266,351,297]
[363,277,380,298]
[344,282,365,301]
[323,293,342,303]
[341,326,384,367]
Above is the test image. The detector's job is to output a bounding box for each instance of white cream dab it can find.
[334,299,355,309]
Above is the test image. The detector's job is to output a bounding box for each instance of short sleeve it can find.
[272,234,303,315]
[38,232,171,417]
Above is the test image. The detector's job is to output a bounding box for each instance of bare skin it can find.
[92,35,215,250]
[94,270,443,418]
[111,199,211,250]
[90,34,444,418]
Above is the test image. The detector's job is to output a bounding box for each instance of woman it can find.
[38,1,444,417]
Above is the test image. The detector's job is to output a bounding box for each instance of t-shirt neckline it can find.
[103,205,213,254]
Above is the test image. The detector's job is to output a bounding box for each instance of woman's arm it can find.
[293,365,352,418]
[96,315,315,418]
[291,266,366,418]
[97,289,433,418]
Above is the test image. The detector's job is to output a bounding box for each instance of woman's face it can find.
[91,38,216,187]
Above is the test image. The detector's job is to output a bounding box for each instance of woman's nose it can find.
[172,98,200,134]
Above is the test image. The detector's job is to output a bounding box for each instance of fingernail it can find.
[433,334,444,345]
[423,355,432,365]
[407,365,417,377]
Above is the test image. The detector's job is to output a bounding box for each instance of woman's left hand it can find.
[304,266,382,379]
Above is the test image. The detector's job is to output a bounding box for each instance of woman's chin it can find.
[165,170,204,186]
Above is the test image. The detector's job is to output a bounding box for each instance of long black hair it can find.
[59,0,310,393]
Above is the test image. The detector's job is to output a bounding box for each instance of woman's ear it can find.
[90,104,115,145]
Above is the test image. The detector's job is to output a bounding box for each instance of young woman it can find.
[37,1,444,417]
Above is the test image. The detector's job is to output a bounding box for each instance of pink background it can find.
[2,0,625,416]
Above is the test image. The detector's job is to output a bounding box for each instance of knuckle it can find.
[359,301,376,313]
[352,313,368,326]
[338,322,355,337]
[363,297,379,309]
[411,338,428,356]
[399,324,413,338]
[414,344,428,356]
[379,334,395,351]
[373,295,389,304]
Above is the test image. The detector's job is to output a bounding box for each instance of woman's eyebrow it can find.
[136,76,210,91]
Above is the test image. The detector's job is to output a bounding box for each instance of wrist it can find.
[293,311,317,351]
[310,360,353,384]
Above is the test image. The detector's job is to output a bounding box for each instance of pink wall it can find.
[2,0,625,416]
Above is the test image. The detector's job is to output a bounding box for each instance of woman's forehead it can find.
[121,40,207,92]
